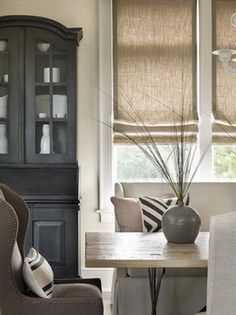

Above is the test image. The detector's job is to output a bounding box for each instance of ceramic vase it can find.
[0,124,8,154]
[40,124,50,154]
[162,201,201,244]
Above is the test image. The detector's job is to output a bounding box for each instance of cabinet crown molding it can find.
[0,15,83,45]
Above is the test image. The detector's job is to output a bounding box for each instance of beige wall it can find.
[0,0,112,290]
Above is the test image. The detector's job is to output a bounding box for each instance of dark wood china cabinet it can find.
[0,15,82,278]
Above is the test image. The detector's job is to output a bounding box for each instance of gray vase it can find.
[162,202,201,244]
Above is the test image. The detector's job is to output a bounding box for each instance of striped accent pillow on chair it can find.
[139,195,190,233]
[23,247,54,298]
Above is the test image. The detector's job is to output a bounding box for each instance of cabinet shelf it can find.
[53,118,67,122]
[36,52,67,57]
[36,118,68,122]
[36,118,50,122]
[35,82,67,87]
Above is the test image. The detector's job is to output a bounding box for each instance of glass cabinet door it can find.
[25,28,76,163]
[0,28,22,162]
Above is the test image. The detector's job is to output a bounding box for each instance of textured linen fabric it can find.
[111,194,176,232]
[113,0,198,144]
[23,247,54,298]
[116,276,207,315]
[207,212,236,314]
[111,196,143,232]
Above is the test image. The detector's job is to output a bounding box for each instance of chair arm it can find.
[54,278,102,292]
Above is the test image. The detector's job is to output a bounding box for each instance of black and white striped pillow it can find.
[23,248,54,298]
[139,195,190,233]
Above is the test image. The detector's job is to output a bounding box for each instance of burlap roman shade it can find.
[212,0,236,143]
[113,0,198,144]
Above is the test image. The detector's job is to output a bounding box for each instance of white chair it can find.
[198,211,236,315]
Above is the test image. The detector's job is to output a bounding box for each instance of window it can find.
[114,145,166,182]
[213,145,236,179]
[112,0,236,182]
[113,0,200,182]
[211,0,236,181]
[113,0,197,144]
[115,144,198,182]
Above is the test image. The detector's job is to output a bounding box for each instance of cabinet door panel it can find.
[26,203,78,278]
[25,28,76,163]
[34,221,65,264]
[0,28,23,162]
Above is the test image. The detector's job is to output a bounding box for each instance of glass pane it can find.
[114,144,197,182]
[0,45,8,82]
[0,88,8,119]
[35,40,50,83]
[0,39,8,53]
[36,86,50,118]
[53,122,67,154]
[53,86,67,118]
[0,39,8,120]
[0,123,8,154]
[53,46,67,83]
[114,145,160,181]
[213,145,236,179]
[34,41,69,156]
[36,122,50,154]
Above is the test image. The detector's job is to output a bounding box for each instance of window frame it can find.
[197,0,213,180]
[97,0,114,220]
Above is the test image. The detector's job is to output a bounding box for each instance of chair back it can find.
[0,184,29,307]
[207,211,236,314]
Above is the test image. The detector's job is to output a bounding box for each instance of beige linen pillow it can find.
[111,196,142,232]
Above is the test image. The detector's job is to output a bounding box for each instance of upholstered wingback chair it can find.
[0,184,103,315]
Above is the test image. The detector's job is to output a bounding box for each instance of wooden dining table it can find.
[86,232,209,315]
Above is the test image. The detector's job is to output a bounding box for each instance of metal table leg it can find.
[148,268,165,315]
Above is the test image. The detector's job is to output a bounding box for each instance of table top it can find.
[85,232,209,268]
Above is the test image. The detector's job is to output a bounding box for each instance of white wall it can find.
[0,0,113,291]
